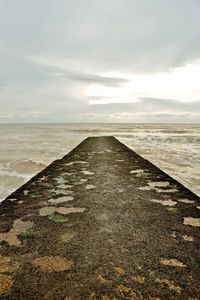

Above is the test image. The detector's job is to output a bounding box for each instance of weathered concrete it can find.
[0,136,200,299]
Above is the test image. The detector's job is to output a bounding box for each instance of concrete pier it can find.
[0,136,200,299]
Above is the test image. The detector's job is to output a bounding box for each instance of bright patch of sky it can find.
[88,63,200,104]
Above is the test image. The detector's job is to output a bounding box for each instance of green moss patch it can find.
[18,230,35,239]
[47,214,68,223]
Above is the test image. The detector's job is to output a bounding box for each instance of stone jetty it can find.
[0,136,200,299]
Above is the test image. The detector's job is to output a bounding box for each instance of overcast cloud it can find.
[0,0,200,123]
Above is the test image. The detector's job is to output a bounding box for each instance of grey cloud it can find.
[84,98,200,114]
[1,94,200,123]
[58,70,128,87]
[73,98,200,123]
[44,65,129,87]
[0,0,200,122]
[0,51,49,87]
[1,0,200,72]
[79,111,200,123]
[138,98,200,113]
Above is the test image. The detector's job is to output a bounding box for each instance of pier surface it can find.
[0,136,200,299]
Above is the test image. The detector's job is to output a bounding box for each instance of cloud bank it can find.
[0,0,200,122]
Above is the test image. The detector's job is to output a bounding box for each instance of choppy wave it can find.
[0,123,199,201]
[0,159,46,201]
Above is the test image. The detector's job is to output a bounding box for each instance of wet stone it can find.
[0,255,21,274]
[61,230,75,242]
[56,207,86,215]
[1,136,200,298]
[155,188,178,193]
[138,186,152,191]
[81,170,94,175]
[184,217,200,227]
[0,219,33,247]
[131,275,145,284]
[32,256,73,272]
[148,181,170,188]
[55,190,73,196]
[48,196,74,204]
[39,206,85,218]
[97,274,107,284]
[8,198,17,202]
[130,169,144,174]
[55,177,67,185]
[85,184,96,190]
[151,199,177,207]
[138,181,178,194]
[88,153,94,156]
[62,172,75,176]
[0,275,13,294]
[65,162,74,166]
[116,284,141,299]
[39,207,56,217]
[155,278,181,293]
[136,172,149,178]
[65,184,74,188]
[178,199,195,204]
[160,258,187,268]
[65,161,88,166]
[114,266,125,275]
[58,184,73,189]
[171,231,177,238]
[47,214,68,223]
[182,235,194,242]
[167,207,178,213]
[73,182,83,185]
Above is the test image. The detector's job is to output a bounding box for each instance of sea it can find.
[0,123,200,201]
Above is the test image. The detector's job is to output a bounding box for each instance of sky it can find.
[0,0,200,123]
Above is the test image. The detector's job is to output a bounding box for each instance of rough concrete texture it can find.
[0,136,200,300]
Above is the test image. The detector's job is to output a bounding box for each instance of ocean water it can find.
[0,123,200,201]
